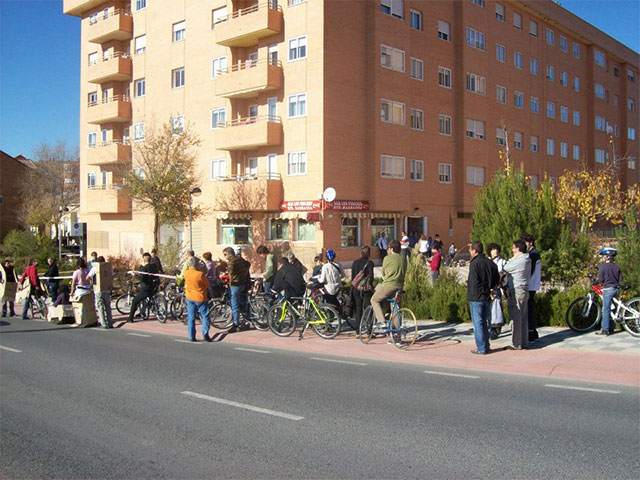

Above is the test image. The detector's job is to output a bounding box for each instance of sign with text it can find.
[325,200,370,211]
[280,200,321,212]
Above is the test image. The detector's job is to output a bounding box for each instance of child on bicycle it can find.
[596,247,622,336]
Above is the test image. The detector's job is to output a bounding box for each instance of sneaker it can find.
[238,323,251,331]
[470,349,488,355]
[595,330,611,336]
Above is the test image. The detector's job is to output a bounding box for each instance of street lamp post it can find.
[189,187,202,251]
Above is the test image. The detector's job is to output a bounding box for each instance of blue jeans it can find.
[469,300,491,353]
[601,287,617,333]
[186,299,210,340]
[230,285,247,326]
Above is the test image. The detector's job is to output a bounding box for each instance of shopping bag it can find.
[490,297,504,327]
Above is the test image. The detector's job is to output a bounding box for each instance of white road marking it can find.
[127,333,151,338]
[0,345,22,353]
[310,357,368,366]
[181,391,304,421]
[544,384,620,394]
[235,347,270,354]
[423,370,479,379]
[174,339,202,344]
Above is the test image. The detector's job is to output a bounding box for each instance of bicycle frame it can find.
[588,284,630,324]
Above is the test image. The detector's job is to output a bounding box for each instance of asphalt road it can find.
[1,318,638,479]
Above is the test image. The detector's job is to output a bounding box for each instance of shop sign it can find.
[280,200,321,212]
[324,200,370,211]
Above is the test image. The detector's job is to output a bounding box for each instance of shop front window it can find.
[269,219,290,241]
[296,219,316,242]
[341,217,360,247]
[370,218,395,245]
[220,219,251,245]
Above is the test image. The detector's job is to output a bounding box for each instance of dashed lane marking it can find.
[181,391,304,421]
[423,370,480,379]
[310,357,368,366]
[127,333,151,338]
[544,384,620,394]
[235,347,270,353]
[0,345,22,353]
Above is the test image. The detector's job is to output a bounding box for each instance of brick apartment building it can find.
[63,0,639,266]
[0,151,36,243]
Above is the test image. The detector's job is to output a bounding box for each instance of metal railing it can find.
[213,1,282,27]
[88,184,123,191]
[215,58,282,76]
[213,172,281,182]
[88,8,131,25]
[87,51,130,66]
[216,114,282,129]
[87,94,130,107]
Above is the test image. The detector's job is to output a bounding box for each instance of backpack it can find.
[352,261,373,291]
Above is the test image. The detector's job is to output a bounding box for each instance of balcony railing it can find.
[214,115,283,151]
[86,95,132,124]
[86,185,131,214]
[210,173,283,211]
[213,1,283,47]
[88,8,133,43]
[87,52,132,83]
[215,59,283,98]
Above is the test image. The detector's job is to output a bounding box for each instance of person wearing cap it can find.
[597,247,622,336]
[316,249,344,308]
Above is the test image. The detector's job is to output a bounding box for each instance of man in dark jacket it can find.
[150,248,164,274]
[272,257,306,299]
[224,247,251,332]
[467,241,500,354]
[128,252,159,323]
[45,257,60,301]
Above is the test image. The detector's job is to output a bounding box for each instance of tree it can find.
[616,207,640,295]
[116,121,203,249]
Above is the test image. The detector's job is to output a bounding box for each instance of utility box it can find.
[93,262,113,292]
[72,292,97,327]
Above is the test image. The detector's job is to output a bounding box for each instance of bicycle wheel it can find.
[390,308,418,350]
[566,296,601,332]
[154,294,167,323]
[621,297,640,338]
[358,306,375,344]
[116,293,133,315]
[249,296,269,331]
[170,297,185,321]
[210,302,233,330]
[31,297,47,319]
[164,281,179,301]
[310,304,341,339]
[337,291,358,331]
[267,304,296,337]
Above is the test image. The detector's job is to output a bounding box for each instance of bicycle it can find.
[115,278,140,315]
[135,292,167,323]
[267,287,341,340]
[566,279,640,337]
[358,290,418,349]
[335,285,358,331]
[209,280,270,331]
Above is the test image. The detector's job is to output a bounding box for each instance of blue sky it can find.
[1,0,639,159]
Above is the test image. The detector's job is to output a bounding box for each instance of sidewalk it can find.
[116,315,640,387]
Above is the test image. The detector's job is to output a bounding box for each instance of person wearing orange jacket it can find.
[184,256,211,342]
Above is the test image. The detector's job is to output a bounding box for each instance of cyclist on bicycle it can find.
[596,247,623,336]
[224,247,251,333]
[371,239,406,326]
[316,249,344,308]
[272,257,306,300]
[127,252,159,323]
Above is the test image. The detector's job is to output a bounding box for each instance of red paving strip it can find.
[114,315,640,387]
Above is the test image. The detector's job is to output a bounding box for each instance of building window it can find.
[410,9,422,30]
[614,125,620,137]
[628,69,636,82]
[133,122,145,142]
[134,78,145,98]
[438,20,450,41]
[628,98,635,112]
[289,0,307,6]
[545,28,554,45]
[88,172,97,187]
[371,218,395,245]
[614,94,619,107]
[173,21,185,42]
[438,66,451,88]
[496,127,506,146]
[560,106,568,123]
[595,148,606,163]
[288,93,307,118]
[466,73,486,95]
[88,52,98,66]
[628,157,636,170]
[547,138,555,155]
[529,174,539,190]
[211,6,227,28]
[466,27,486,51]
[210,107,226,129]
[88,132,97,147]
[495,3,504,21]
[438,114,452,135]
[134,35,146,54]
[296,219,316,242]
[171,115,184,135]
[530,58,538,75]
[573,110,581,126]
[514,132,523,150]
[574,76,580,92]
[465,119,485,140]
[88,91,97,105]
[559,71,567,87]
[573,145,580,160]
[496,44,506,63]
[514,91,523,109]
[220,219,251,245]
[559,35,567,52]
[381,99,405,125]
[595,116,606,131]
[210,159,226,180]
[381,155,405,179]
[496,85,506,104]
[594,83,606,99]
[629,128,637,141]
[287,151,307,176]
[438,163,452,183]
[530,20,538,36]
[466,166,485,186]
[288,35,307,61]
[530,96,539,114]
[410,159,424,181]
[101,128,108,144]
[594,50,606,67]
[546,102,555,119]
[513,12,522,29]
[410,108,424,130]
[135,0,146,12]
[268,219,290,241]
[172,67,185,88]
[546,65,554,81]
[530,135,539,152]
[572,42,580,58]
[410,57,423,80]
[341,218,360,248]
[211,56,228,78]
[380,0,403,18]
[380,45,405,72]
[513,52,523,69]
[560,142,568,158]
[469,0,485,5]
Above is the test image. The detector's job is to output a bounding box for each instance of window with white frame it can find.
[288,93,307,118]
[172,67,185,88]
[101,128,108,143]
[530,96,539,113]
[513,12,522,29]
[410,108,424,130]
[381,155,405,179]
[410,57,423,80]
[135,0,146,11]
[547,102,555,118]
[594,83,605,99]
[135,35,146,54]
[88,91,97,105]
[514,131,523,150]
[438,163,452,183]
[296,219,316,242]
[530,58,538,75]
[574,76,580,91]
[496,128,506,146]
[438,114,452,135]
[220,219,251,245]
[370,218,395,245]
[289,0,307,5]
[438,66,451,88]
[341,217,360,248]
[628,157,636,170]
[173,21,185,42]
[514,91,523,109]
[466,166,485,185]
[133,122,145,141]
[559,71,567,87]
[595,148,605,163]
[287,151,307,176]
[629,127,636,141]
[88,172,97,187]
[465,119,485,140]
[546,65,554,81]
[410,9,422,30]
[88,52,98,66]
[495,3,504,21]
[560,106,568,123]
[594,50,606,67]
[496,85,506,104]
[268,219,290,241]
[545,28,554,45]
[380,44,405,72]
[573,145,580,160]
[211,56,227,77]
[560,141,568,158]
[380,0,403,19]
[88,132,97,147]
[546,138,555,155]
[496,44,506,63]
[134,78,145,98]
[466,27,486,50]
[573,110,581,126]
[288,35,307,61]
[595,115,606,131]
[628,98,635,112]
[466,73,486,95]
[245,157,258,176]
[210,159,226,180]
[514,51,523,69]
[530,20,538,36]
[212,6,227,28]
[530,135,539,152]
[573,42,580,58]
[410,159,424,181]
[469,0,485,6]
[438,20,450,41]
[210,107,226,129]
[171,115,184,135]
[628,69,636,82]
[89,12,98,24]
[381,99,405,125]
[559,35,567,52]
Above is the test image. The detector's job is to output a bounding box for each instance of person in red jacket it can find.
[429,245,442,284]
[19,258,40,319]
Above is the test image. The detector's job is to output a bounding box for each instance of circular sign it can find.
[322,187,336,203]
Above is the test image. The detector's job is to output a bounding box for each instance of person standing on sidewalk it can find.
[429,245,442,284]
[504,239,531,350]
[88,256,113,329]
[377,232,388,261]
[127,253,159,323]
[400,231,410,259]
[256,245,276,294]
[467,241,500,355]
[371,240,405,326]
[596,247,622,336]
[19,259,41,320]
[523,234,541,342]
[44,257,60,301]
[1,259,17,317]
[224,247,251,333]
[184,256,211,342]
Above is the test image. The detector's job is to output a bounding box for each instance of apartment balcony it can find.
[213,1,283,47]
[87,95,131,124]
[86,186,131,214]
[87,53,132,84]
[211,174,282,211]
[214,116,283,151]
[86,142,131,166]
[63,0,106,16]
[87,9,133,44]
[215,59,283,98]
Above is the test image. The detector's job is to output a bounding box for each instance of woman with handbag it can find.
[351,246,374,334]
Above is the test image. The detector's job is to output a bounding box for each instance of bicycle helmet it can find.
[326,249,336,261]
[599,247,617,258]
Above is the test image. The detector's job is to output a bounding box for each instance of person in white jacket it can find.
[317,249,344,308]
